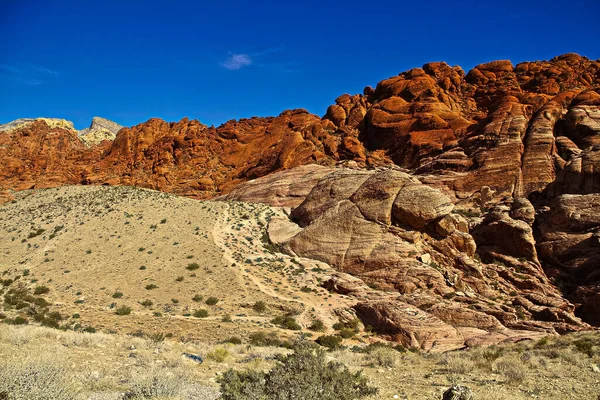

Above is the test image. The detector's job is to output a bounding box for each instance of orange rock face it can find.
[1,53,598,203]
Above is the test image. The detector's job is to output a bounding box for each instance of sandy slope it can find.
[0,185,352,341]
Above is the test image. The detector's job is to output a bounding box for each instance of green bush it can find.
[115,305,132,315]
[271,315,301,331]
[222,314,232,322]
[309,319,325,332]
[33,286,49,295]
[192,294,203,302]
[112,291,123,298]
[193,309,209,318]
[207,347,230,362]
[205,296,219,305]
[145,284,158,290]
[339,327,356,339]
[574,339,594,357]
[140,300,153,307]
[218,343,376,400]
[248,332,287,347]
[186,263,200,271]
[252,300,267,313]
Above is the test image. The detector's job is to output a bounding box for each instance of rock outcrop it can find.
[79,116,123,146]
[243,167,589,349]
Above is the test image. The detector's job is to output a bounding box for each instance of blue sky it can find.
[1,0,598,129]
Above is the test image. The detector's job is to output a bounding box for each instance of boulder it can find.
[392,184,454,229]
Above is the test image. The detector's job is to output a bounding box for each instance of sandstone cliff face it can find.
[278,168,586,348]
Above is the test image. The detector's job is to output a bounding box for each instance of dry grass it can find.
[0,324,599,399]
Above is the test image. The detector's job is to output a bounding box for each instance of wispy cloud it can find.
[219,47,292,72]
[0,63,58,86]
[221,53,253,70]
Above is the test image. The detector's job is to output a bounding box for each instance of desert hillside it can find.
[0,185,358,341]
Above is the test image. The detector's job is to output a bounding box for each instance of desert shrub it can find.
[33,285,49,295]
[147,332,165,343]
[145,284,158,290]
[193,309,209,318]
[443,354,475,375]
[140,300,153,307]
[308,319,325,332]
[495,358,527,384]
[315,335,343,349]
[4,316,28,325]
[249,332,287,347]
[218,343,377,400]
[252,300,267,313]
[122,367,185,399]
[0,359,77,400]
[192,294,203,302]
[339,327,356,339]
[534,336,549,348]
[115,305,132,315]
[186,263,200,271]
[573,338,595,357]
[482,346,504,363]
[365,347,398,367]
[27,228,45,239]
[112,291,123,298]
[333,318,360,334]
[221,314,232,322]
[205,296,219,306]
[271,315,301,331]
[207,347,230,362]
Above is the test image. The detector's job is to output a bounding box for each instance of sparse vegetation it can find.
[186,262,200,271]
[271,314,301,330]
[252,300,267,313]
[115,305,132,315]
[193,309,209,318]
[205,296,219,305]
[33,286,49,295]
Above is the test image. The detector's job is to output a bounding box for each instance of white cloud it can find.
[220,53,252,70]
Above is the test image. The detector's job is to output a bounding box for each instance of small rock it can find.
[592,364,600,373]
[419,254,432,264]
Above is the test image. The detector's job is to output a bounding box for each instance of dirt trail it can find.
[210,200,357,329]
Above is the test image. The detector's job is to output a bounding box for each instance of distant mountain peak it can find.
[78,117,123,146]
[0,116,124,146]
[0,117,76,133]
